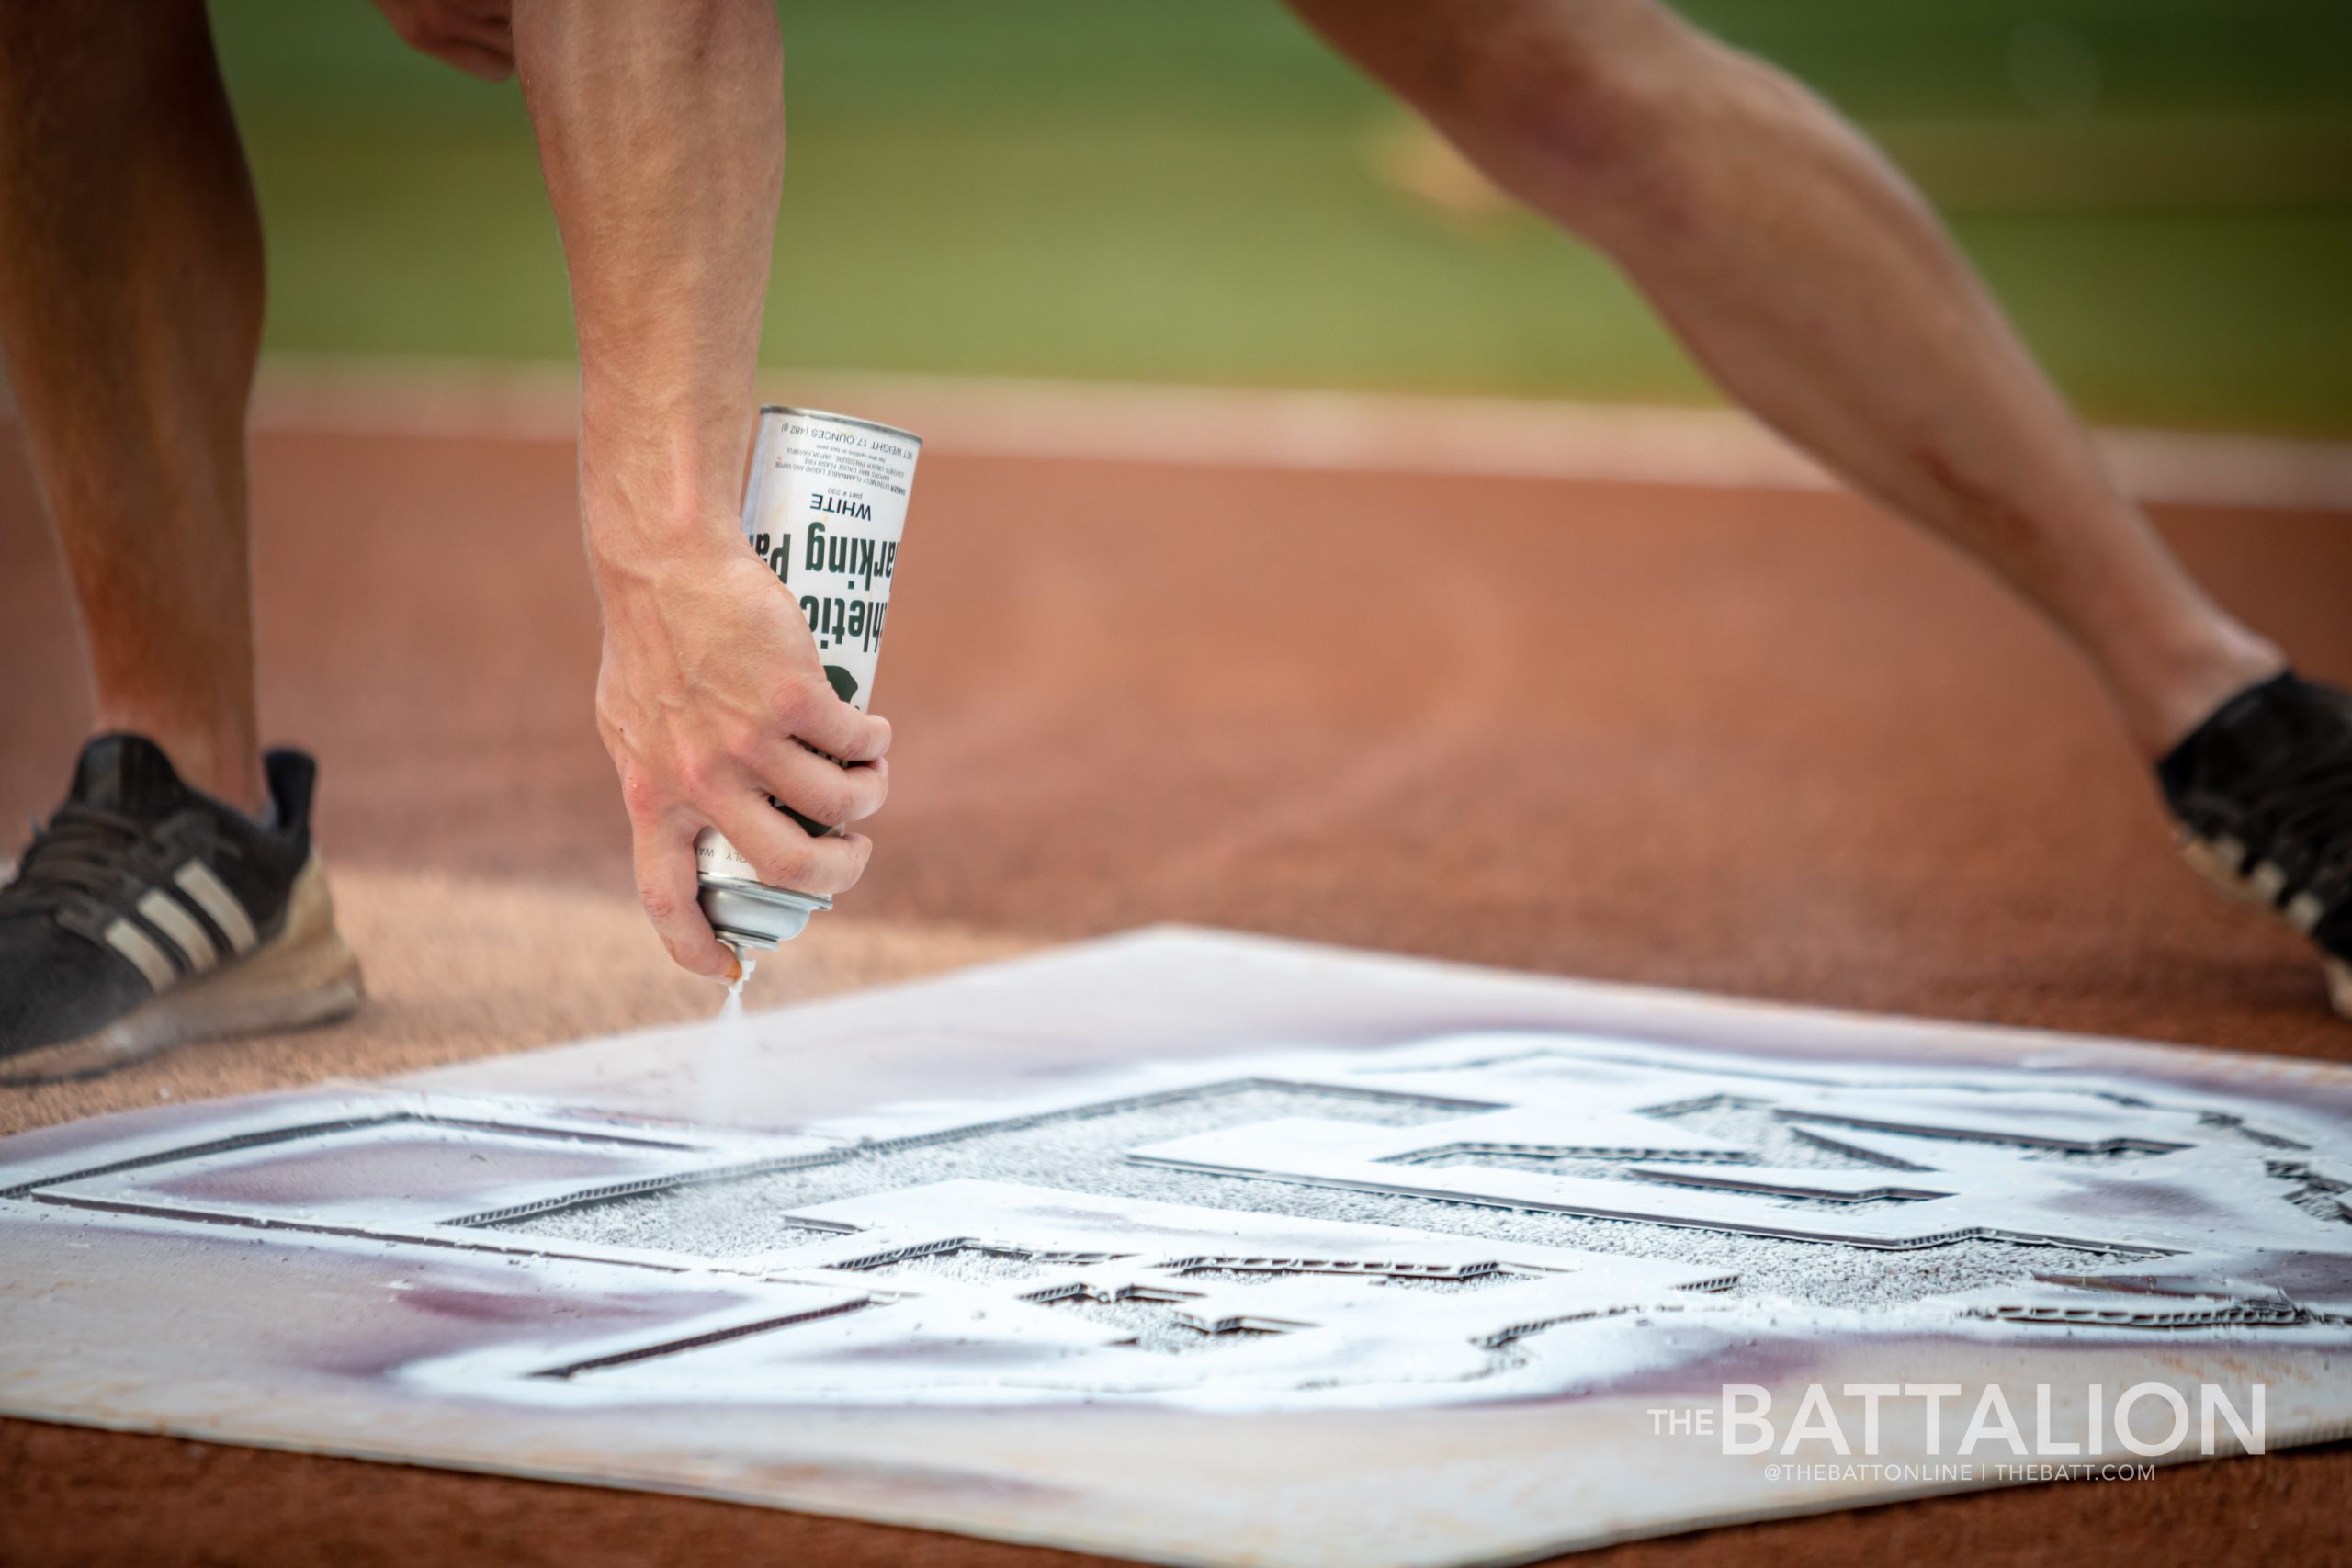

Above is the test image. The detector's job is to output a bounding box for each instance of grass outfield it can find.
[216,1,2351,435]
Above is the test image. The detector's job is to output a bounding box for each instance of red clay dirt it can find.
[4,421,2351,1564]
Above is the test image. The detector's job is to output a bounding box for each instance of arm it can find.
[512,0,889,978]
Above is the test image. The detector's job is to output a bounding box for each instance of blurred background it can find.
[218,0,2352,434]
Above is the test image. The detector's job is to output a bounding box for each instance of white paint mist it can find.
[697,953,758,1122]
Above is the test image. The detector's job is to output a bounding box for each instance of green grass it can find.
[214,1,2352,434]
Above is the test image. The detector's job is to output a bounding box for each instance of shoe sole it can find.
[2179,832,2352,1021]
[0,852,366,1084]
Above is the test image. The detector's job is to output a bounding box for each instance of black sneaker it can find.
[0,735,364,1082]
[2158,671,2352,1019]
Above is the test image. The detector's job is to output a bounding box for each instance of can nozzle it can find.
[720,939,763,1000]
[718,931,776,972]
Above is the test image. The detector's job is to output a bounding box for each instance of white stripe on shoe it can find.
[103,918,178,992]
[135,888,220,975]
[174,861,257,954]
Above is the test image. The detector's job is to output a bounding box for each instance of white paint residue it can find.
[432,1032,2352,1406]
[10,1002,2348,1410]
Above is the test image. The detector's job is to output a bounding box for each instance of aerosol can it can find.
[695,405,922,963]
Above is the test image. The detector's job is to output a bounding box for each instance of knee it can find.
[1396,0,1707,221]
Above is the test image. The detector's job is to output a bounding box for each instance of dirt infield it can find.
[4,413,2351,1564]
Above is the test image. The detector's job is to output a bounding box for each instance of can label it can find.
[695,407,922,889]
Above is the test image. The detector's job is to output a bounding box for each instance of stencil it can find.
[3,929,2349,1566]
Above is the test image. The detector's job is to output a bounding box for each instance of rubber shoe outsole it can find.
[2179,830,2352,1022]
[0,852,365,1084]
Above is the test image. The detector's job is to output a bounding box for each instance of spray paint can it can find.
[695,405,922,957]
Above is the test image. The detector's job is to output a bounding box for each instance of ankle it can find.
[94,716,266,818]
[2107,622,2286,759]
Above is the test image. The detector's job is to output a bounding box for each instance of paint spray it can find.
[695,406,922,966]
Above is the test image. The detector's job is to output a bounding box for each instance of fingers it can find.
[446,4,516,71]
[710,796,875,897]
[630,811,736,981]
[380,1,514,80]
[430,39,515,81]
[756,740,889,829]
[787,683,893,766]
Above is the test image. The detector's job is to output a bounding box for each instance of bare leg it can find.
[0,1,266,812]
[1286,0,2282,754]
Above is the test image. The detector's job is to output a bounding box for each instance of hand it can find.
[594,537,892,979]
[369,0,516,82]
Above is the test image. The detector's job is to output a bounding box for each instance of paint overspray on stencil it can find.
[3,931,2348,1567]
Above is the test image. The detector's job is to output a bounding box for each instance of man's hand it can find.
[369,0,515,82]
[595,537,891,980]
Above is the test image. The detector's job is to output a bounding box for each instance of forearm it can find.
[512,0,781,583]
